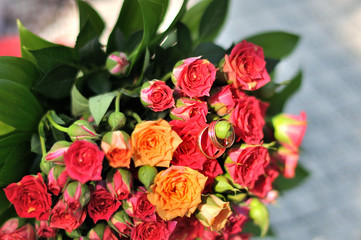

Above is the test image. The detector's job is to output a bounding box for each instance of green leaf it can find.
[29,46,77,74]
[0,121,15,136]
[34,65,78,99]
[176,22,192,56]
[138,165,158,189]
[198,0,229,43]
[182,0,212,40]
[129,0,169,71]
[193,42,226,65]
[249,198,269,237]
[71,83,89,117]
[0,142,32,187]
[267,70,303,116]
[0,189,11,216]
[0,56,41,88]
[86,71,111,94]
[17,20,57,63]
[0,79,43,131]
[75,0,105,49]
[0,132,32,164]
[246,31,300,59]
[89,92,117,125]
[274,163,309,192]
[0,206,16,226]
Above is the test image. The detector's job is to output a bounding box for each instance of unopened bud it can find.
[108,112,126,130]
[67,120,98,141]
[106,52,129,75]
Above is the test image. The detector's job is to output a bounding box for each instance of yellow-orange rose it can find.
[147,166,207,220]
[131,119,182,167]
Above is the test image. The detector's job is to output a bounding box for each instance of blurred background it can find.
[1,0,361,239]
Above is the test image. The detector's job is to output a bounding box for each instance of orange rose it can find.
[101,131,132,168]
[131,119,182,167]
[147,166,207,220]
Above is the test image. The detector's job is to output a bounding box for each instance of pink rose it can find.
[124,187,156,222]
[141,80,175,112]
[131,220,177,240]
[170,115,208,170]
[87,183,122,223]
[110,210,133,237]
[170,98,208,121]
[219,213,248,240]
[36,221,57,239]
[47,166,68,196]
[88,225,118,240]
[4,173,52,221]
[225,146,269,189]
[209,84,244,116]
[272,111,307,152]
[222,40,271,91]
[64,140,104,184]
[273,146,299,178]
[50,200,87,233]
[106,168,132,200]
[0,218,36,240]
[172,57,217,98]
[229,95,268,144]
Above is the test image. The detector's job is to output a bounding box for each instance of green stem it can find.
[131,112,142,123]
[38,119,47,156]
[46,111,69,133]
[161,72,172,82]
[115,92,122,112]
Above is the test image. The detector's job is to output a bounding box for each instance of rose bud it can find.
[35,220,57,239]
[4,173,52,221]
[140,80,175,112]
[64,140,104,184]
[123,187,156,221]
[108,111,126,130]
[0,218,36,240]
[68,120,99,141]
[170,98,208,121]
[48,166,69,196]
[106,168,132,200]
[88,223,118,240]
[222,40,271,91]
[171,57,217,98]
[249,198,269,236]
[209,84,243,116]
[50,199,87,233]
[88,182,122,223]
[45,141,71,164]
[196,194,232,232]
[101,131,132,168]
[108,210,133,237]
[64,181,91,209]
[106,51,129,75]
[272,111,307,152]
[274,146,300,178]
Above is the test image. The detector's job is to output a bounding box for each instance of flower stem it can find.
[161,72,172,82]
[38,118,47,156]
[46,111,68,133]
[115,92,122,112]
[131,112,142,123]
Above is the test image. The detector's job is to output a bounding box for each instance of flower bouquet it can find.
[0,0,308,239]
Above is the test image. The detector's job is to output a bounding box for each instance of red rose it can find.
[50,200,86,233]
[0,218,36,240]
[47,166,68,196]
[170,115,208,170]
[36,221,57,239]
[170,216,207,240]
[131,220,177,240]
[170,98,208,121]
[4,173,52,221]
[209,84,244,116]
[140,80,175,112]
[222,40,271,91]
[64,140,104,184]
[125,187,156,222]
[199,159,223,193]
[172,57,217,98]
[225,146,269,189]
[229,95,268,144]
[250,164,279,198]
[87,183,122,223]
[218,213,248,240]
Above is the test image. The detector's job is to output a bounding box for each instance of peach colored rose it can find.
[101,131,132,168]
[131,119,182,167]
[147,166,207,220]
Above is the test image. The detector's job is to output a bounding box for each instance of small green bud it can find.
[108,112,126,130]
[215,120,232,139]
